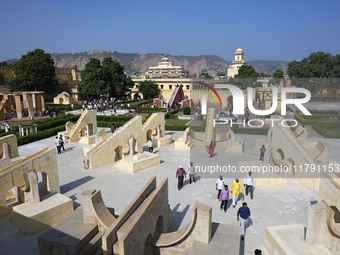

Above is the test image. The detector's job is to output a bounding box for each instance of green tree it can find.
[235,65,259,78]
[272,69,284,79]
[287,51,338,78]
[8,49,57,93]
[200,72,213,78]
[78,56,134,97]
[138,80,160,99]
[216,72,226,76]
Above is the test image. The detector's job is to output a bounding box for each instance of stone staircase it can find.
[67,111,88,140]
[38,207,105,255]
[168,85,180,108]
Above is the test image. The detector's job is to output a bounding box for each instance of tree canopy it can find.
[8,49,57,93]
[235,65,259,78]
[272,69,284,79]
[78,56,134,97]
[287,52,340,78]
[137,80,160,99]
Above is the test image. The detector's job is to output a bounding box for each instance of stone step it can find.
[78,231,104,255]
[38,207,99,255]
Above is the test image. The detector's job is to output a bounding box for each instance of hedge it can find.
[0,131,16,138]
[36,115,80,131]
[114,100,153,107]
[97,115,133,122]
[97,121,129,128]
[183,107,190,115]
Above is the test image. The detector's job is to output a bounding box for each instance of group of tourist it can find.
[216,173,254,240]
[54,135,65,154]
[175,162,196,190]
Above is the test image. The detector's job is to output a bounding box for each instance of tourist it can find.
[54,136,61,154]
[219,185,229,212]
[176,165,186,190]
[216,175,224,199]
[208,141,215,158]
[4,112,7,121]
[114,105,117,114]
[254,249,262,255]
[147,138,153,153]
[237,202,251,240]
[187,162,196,184]
[5,122,10,133]
[260,145,266,161]
[59,135,65,151]
[244,171,254,199]
[111,124,115,134]
[231,178,242,207]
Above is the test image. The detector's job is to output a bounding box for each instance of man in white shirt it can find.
[244,171,254,199]
[54,136,61,154]
[216,176,225,199]
[147,139,153,153]
[187,162,196,184]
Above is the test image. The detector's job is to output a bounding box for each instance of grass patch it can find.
[295,114,340,138]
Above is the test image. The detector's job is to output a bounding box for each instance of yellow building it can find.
[131,76,193,101]
[227,46,246,78]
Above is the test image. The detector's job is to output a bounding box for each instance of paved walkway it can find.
[0,131,322,255]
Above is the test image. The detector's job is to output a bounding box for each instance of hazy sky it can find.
[1,0,339,62]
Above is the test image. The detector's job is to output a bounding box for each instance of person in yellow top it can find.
[231,178,242,208]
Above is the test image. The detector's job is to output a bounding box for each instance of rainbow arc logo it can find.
[199,83,222,107]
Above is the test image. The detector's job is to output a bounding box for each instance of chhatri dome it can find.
[234,46,244,55]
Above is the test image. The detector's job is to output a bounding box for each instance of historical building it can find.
[145,56,188,78]
[227,46,246,77]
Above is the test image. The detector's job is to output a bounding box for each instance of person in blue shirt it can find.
[237,202,251,240]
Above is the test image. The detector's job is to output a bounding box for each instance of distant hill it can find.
[5,50,289,75]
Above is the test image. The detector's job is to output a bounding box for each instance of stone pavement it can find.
[0,130,328,255]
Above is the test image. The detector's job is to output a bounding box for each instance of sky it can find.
[1,0,340,62]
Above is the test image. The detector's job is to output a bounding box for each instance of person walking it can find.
[59,135,65,151]
[54,136,61,154]
[216,176,224,199]
[208,141,215,158]
[147,139,153,153]
[219,185,229,212]
[231,178,242,207]
[187,162,196,184]
[176,165,186,190]
[244,171,254,199]
[237,202,251,240]
[260,145,266,161]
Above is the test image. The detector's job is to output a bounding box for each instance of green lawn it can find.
[165,119,189,125]
[295,114,340,138]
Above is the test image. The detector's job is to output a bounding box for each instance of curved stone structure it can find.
[81,190,116,232]
[0,148,59,217]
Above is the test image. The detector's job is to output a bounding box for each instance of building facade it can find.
[227,46,246,77]
[145,56,188,78]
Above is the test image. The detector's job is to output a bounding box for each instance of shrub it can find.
[183,107,191,115]
[36,115,80,131]
[97,115,133,122]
